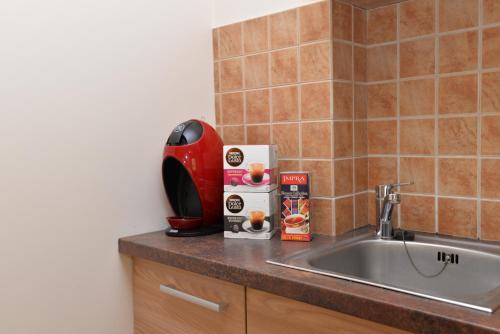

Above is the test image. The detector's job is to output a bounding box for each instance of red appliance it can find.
[162,119,223,236]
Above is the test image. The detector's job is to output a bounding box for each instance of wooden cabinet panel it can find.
[133,258,245,334]
[247,288,409,334]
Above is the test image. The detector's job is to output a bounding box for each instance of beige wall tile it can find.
[401,195,435,233]
[481,159,500,199]
[400,157,435,194]
[483,27,500,69]
[439,74,477,114]
[355,157,368,192]
[400,38,435,78]
[334,159,354,196]
[367,120,397,154]
[246,125,271,145]
[484,0,500,25]
[366,5,397,44]
[272,123,300,158]
[438,117,477,155]
[400,0,435,39]
[482,71,500,113]
[333,82,353,120]
[219,23,243,58]
[353,7,366,44]
[333,1,353,41]
[223,126,245,145]
[221,92,244,125]
[244,53,269,89]
[439,31,478,73]
[220,58,243,92]
[354,121,368,156]
[439,0,478,32]
[367,44,397,81]
[334,121,353,157]
[438,198,477,238]
[215,94,221,125]
[302,160,333,197]
[332,42,352,81]
[481,116,500,155]
[400,119,435,155]
[272,86,299,121]
[354,84,367,119]
[300,1,330,43]
[243,17,268,54]
[302,121,332,158]
[214,61,220,93]
[481,201,500,241]
[439,158,477,197]
[335,196,354,235]
[301,42,331,82]
[355,193,369,228]
[270,9,297,49]
[368,157,397,188]
[354,46,367,82]
[301,82,331,120]
[278,159,300,173]
[400,79,435,116]
[311,198,333,235]
[246,89,270,123]
[212,29,220,60]
[366,83,397,118]
[271,48,298,85]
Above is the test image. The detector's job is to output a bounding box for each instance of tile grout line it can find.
[216,28,224,138]
[434,0,440,235]
[396,2,401,229]
[350,3,356,232]
[330,0,336,235]
[296,6,303,171]
[241,23,247,144]
[477,0,484,239]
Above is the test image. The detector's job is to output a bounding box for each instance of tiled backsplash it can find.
[213,0,500,242]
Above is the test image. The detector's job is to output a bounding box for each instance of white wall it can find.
[0,0,214,333]
[213,0,322,27]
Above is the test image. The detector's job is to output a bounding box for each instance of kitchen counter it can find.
[119,227,500,334]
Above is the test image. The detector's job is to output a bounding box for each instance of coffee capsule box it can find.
[280,172,312,241]
[223,145,278,192]
[223,190,277,239]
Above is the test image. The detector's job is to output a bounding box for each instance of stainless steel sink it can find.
[267,230,500,312]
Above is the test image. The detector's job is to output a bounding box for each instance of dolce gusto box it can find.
[223,145,278,192]
[280,172,311,241]
[224,190,277,239]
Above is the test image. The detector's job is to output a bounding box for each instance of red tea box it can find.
[280,172,311,241]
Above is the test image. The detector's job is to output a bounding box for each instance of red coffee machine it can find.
[162,119,223,236]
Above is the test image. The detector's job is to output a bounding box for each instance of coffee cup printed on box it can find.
[223,145,278,192]
[280,172,312,241]
[224,190,277,239]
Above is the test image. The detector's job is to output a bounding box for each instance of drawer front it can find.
[247,288,409,334]
[133,258,245,334]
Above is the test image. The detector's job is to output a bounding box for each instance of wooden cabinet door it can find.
[133,258,245,334]
[247,288,409,334]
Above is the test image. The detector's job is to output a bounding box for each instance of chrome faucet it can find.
[375,182,413,239]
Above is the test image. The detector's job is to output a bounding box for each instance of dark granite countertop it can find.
[119,227,500,334]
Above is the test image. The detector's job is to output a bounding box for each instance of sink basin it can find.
[267,230,500,312]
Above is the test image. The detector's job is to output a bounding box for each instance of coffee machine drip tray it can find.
[166,224,224,237]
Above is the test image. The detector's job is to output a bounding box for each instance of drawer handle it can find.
[159,284,225,312]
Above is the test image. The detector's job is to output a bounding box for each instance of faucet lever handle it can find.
[390,181,414,189]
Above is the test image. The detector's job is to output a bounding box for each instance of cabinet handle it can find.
[159,284,225,312]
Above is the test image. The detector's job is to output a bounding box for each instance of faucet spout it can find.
[377,193,401,239]
[375,183,411,239]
